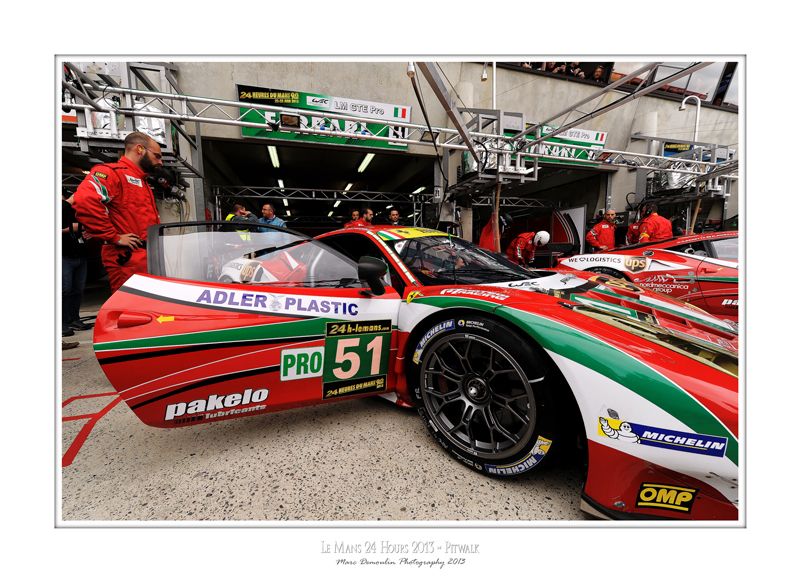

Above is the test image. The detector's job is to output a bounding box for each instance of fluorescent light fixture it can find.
[268,146,279,168]
[282,198,288,206]
[278,179,284,189]
[333,200,341,208]
[386,205,393,209]
[328,211,334,217]
[344,183,353,191]
[286,210,291,217]
[413,187,426,194]
[357,153,375,173]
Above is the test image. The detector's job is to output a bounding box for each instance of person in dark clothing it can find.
[62,191,92,337]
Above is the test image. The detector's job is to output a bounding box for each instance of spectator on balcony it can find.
[590,66,605,83]
[567,62,585,79]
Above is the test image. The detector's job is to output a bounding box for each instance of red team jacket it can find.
[585,220,616,251]
[626,220,643,245]
[73,156,160,244]
[506,232,538,265]
[638,213,673,242]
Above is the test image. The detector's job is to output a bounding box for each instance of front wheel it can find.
[408,315,559,477]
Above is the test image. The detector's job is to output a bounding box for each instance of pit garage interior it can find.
[61,60,739,274]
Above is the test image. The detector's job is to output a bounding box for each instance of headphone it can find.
[641,203,655,218]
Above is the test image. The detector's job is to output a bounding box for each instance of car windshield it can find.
[152,222,362,288]
[388,235,534,285]
[709,237,738,261]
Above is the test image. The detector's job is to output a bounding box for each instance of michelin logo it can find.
[485,437,552,475]
[598,416,727,457]
[412,320,455,364]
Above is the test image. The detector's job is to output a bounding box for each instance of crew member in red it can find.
[626,216,644,245]
[73,132,162,293]
[585,208,617,252]
[638,203,673,243]
[506,230,549,266]
[344,209,361,228]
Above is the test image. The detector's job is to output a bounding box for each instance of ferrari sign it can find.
[237,84,411,150]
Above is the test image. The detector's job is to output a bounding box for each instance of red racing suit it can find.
[344,219,367,228]
[638,213,673,242]
[506,232,538,265]
[73,156,160,293]
[626,219,643,245]
[585,220,616,252]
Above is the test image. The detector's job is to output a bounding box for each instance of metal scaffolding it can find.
[61,61,737,225]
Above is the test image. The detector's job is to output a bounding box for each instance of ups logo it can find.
[239,261,260,282]
[636,483,697,513]
[624,256,648,273]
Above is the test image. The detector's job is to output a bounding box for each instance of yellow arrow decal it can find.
[157,315,175,324]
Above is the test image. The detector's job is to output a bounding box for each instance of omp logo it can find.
[624,256,648,273]
[281,346,324,380]
[164,389,269,421]
[636,483,697,513]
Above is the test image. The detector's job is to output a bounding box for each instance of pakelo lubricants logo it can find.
[624,256,648,273]
[164,389,269,422]
[636,483,697,513]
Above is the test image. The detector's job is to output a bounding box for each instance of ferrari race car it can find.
[558,232,739,323]
[92,222,739,520]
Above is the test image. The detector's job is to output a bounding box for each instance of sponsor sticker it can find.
[281,346,324,381]
[624,256,648,273]
[485,437,552,475]
[598,416,727,457]
[125,175,143,187]
[412,320,455,364]
[405,291,424,304]
[164,388,269,421]
[636,483,697,513]
[94,171,108,180]
[440,289,509,301]
[239,260,261,282]
[322,319,390,399]
[457,319,485,330]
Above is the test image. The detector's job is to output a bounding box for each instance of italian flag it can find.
[394,107,408,119]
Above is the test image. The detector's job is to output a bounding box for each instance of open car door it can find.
[92,222,402,428]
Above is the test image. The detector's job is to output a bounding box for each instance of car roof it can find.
[613,230,738,252]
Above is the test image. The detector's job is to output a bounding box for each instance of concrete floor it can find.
[60,282,589,522]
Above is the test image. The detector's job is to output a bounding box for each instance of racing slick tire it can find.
[585,266,629,281]
[408,315,559,478]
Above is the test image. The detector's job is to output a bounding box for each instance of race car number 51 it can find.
[322,320,391,399]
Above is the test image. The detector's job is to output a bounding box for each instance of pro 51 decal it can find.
[322,320,391,399]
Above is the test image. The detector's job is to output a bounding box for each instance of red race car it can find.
[558,231,739,323]
[92,222,739,520]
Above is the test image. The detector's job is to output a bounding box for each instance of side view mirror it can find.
[358,256,387,296]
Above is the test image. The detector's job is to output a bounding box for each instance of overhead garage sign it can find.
[237,84,411,150]
[518,125,609,167]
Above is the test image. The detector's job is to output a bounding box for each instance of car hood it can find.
[481,270,738,355]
